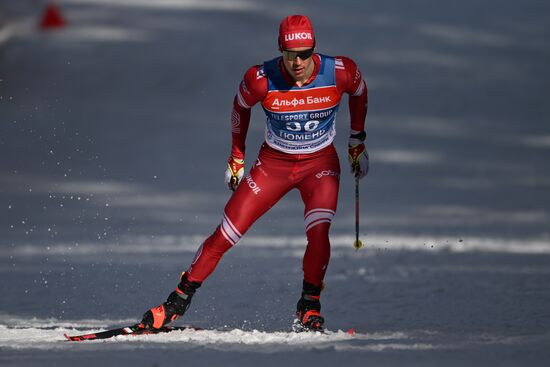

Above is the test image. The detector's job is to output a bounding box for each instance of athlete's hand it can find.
[348,132,369,179]
[225,156,245,191]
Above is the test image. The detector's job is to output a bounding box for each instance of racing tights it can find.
[186,143,340,287]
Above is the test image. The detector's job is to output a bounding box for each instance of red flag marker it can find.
[40,3,66,30]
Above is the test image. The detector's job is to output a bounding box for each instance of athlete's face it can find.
[281,47,315,84]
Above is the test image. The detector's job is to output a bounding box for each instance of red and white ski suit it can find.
[186,54,367,287]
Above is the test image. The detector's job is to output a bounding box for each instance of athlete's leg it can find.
[186,154,293,282]
[142,151,295,329]
[297,152,340,287]
[293,150,340,330]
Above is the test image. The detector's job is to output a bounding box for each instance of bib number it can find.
[285,120,320,132]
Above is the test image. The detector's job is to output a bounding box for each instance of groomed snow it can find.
[2,0,550,366]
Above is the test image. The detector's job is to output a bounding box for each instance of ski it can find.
[64,324,200,341]
[64,323,356,341]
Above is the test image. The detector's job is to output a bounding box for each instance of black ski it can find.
[64,324,200,341]
[64,324,355,341]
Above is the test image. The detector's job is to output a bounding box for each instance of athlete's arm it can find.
[336,57,369,178]
[335,56,368,136]
[230,65,268,160]
[225,65,268,191]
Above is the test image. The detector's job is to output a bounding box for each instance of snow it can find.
[2,0,550,366]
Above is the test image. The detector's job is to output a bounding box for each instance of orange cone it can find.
[39,3,66,29]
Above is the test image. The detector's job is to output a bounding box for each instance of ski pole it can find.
[353,176,363,251]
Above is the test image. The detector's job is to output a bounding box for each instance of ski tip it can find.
[64,333,88,341]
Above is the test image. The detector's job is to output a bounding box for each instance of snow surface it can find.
[1,0,550,366]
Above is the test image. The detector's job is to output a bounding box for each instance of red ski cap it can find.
[278,15,315,50]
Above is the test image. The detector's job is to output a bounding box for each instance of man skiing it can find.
[140,14,369,332]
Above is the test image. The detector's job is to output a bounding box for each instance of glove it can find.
[225,156,245,191]
[348,131,369,179]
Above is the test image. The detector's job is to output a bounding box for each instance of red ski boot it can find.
[293,281,325,332]
[140,273,201,329]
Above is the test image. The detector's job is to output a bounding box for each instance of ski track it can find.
[0,315,441,353]
[2,316,549,354]
[0,322,402,352]
[2,324,548,354]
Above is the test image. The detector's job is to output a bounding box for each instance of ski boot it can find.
[140,272,201,329]
[293,280,325,332]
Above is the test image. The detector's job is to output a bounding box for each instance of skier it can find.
[140,14,369,331]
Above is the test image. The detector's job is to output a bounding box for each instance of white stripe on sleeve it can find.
[237,90,251,109]
[352,80,365,97]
